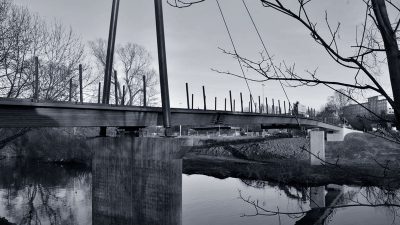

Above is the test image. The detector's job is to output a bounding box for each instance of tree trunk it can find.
[372,0,400,129]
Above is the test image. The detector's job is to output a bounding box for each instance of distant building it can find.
[343,96,394,130]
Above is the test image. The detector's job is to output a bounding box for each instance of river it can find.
[0,137,398,225]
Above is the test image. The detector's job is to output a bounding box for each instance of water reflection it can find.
[92,137,183,225]
[0,159,91,225]
[0,137,399,225]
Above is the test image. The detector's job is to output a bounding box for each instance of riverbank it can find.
[183,132,400,187]
[2,129,400,187]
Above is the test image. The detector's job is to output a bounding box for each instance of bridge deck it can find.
[0,99,341,130]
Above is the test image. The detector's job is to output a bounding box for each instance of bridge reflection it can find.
[92,137,183,225]
[296,186,344,225]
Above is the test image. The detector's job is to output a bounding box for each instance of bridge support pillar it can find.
[310,186,326,208]
[310,131,325,166]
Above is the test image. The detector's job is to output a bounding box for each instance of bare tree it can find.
[0,0,41,98]
[89,39,159,106]
[117,43,159,106]
[30,22,84,101]
[0,0,90,102]
[168,0,400,128]
[88,38,107,69]
[324,89,352,118]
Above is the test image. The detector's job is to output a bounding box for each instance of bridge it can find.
[0,0,343,133]
[0,98,341,131]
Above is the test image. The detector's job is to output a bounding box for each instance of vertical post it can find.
[154,0,171,128]
[224,98,227,111]
[248,101,251,112]
[191,94,194,109]
[202,86,206,110]
[250,94,253,113]
[114,71,118,106]
[103,0,120,104]
[233,99,236,112]
[289,103,292,115]
[186,83,190,109]
[69,78,73,102]
[240,93,243,113]
[34,57,39,101]
[284,101,287,115]
[229,90,233,112]
[143,75,147,107]
[310,131,325,166]
[215,97,217,110]
[266,97,269,114]
[122,85,125,106]
[98,82,101,104]
[278,100,281,114]
[272,99,275,114]
[258,96,261,113]
[79,64,83,103]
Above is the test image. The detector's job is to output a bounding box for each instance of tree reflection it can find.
[0,160,91,225]
[238,184,400,224]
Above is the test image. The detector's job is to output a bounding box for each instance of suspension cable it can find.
[241,0,300,126]
[215,0,256,106]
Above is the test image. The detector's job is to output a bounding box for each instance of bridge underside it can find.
[0,100,341,131]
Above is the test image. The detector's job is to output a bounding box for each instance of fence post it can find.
[258,96,261,113]
[114,71,118,105]
[98,82,101,104]
[272,99,275,114]
[143,75,147,107]
[186,83,190,109]
[224,98,227,111]
[233,99,236,112]
[191,94,194,109]
[69,78,73,102]
[284,101,287,114]
[278,100,281,114]
[34,57,39,101]
[250,94,253,113]
[266,97,269,114]
[122,85,125,106]
[202,86,206,110]
[79,64,83,103]
[240,92,243,113]
[229,90,233,112]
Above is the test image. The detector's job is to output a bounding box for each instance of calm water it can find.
[0,137,399,225]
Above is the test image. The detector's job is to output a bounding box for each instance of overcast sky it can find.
[13,0,393,109]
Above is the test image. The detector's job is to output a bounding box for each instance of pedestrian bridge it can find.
[0,99,341,131]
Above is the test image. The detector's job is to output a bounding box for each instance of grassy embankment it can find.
[184,132,400,187]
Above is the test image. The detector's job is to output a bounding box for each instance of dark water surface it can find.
[0,137,399,225]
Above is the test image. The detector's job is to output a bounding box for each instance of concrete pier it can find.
[310,131,325,165]
[310,186,326,208]
[91,137,183,225]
